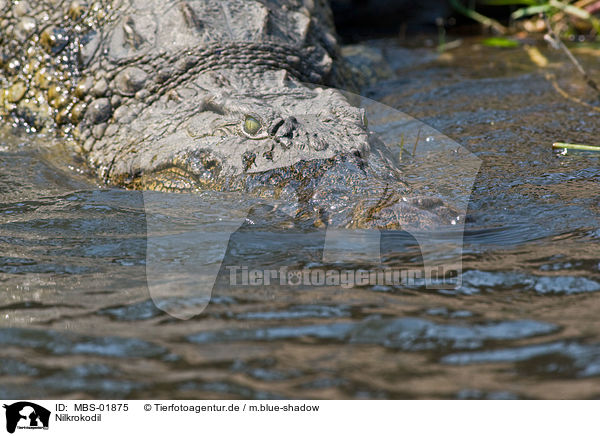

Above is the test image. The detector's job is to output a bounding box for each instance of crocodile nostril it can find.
[271,116,297,138]
[269,118,284,136]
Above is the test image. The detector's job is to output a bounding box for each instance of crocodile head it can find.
[82,67,458,229]
[98,70,373,192]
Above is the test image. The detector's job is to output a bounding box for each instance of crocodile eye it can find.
[243,116,262,136]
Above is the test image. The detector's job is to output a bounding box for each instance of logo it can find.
[3,402,50,434]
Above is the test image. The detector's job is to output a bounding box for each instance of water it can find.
[1,38,600,399]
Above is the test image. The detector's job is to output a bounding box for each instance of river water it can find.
[1,38,599,399]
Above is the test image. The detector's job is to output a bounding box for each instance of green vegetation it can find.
[449,1,600,152]
[552,142,600,152]
[481,36,521,46]
[450,0,600,40]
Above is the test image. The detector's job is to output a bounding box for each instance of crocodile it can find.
[0,0,457,229]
